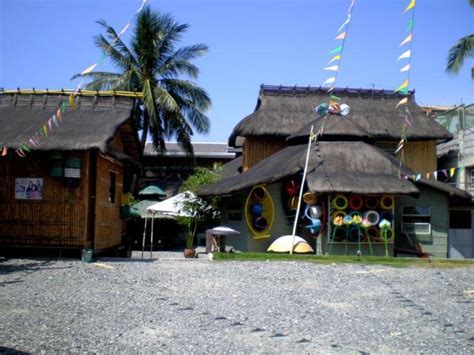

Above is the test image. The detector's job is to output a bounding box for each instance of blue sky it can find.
[1,0,473,143]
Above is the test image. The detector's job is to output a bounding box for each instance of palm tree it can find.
[72,6,211,154]
[446,1,474,78]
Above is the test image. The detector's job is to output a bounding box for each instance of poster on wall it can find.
[15,178,43,200]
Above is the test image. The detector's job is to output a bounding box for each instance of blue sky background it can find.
[1,0,473,143]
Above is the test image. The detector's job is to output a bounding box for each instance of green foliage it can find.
[72,6,211,154]
[177,165,223,248]
[446,34,474,78]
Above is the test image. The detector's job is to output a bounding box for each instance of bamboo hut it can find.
[202,85,471,257]
[0,92,141,255]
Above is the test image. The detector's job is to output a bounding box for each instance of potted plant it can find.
[178,167,222,258]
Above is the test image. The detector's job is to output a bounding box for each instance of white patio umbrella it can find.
[141,191,196,259]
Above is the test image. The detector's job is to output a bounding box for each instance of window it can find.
[226,199,243,221]
[450,210,471,229]
[402,206,431,243]
[468,168,474,191]
[109,172,116,203]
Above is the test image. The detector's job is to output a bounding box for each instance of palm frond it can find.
[94,34,136,72]
[446,34,474,74]
[158,44,208,78]
[96,19,138,67]
[161,78,211,111]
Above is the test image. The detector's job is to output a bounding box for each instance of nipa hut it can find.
[0,91,141,256]
[201,85,471,257]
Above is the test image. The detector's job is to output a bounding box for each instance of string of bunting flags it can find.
[321,0,356,92]
[394,0,416,173]
[402,165,462,182]
[1,0,149,158]
[314,0,356,128]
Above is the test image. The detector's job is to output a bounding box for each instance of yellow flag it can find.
[68,95,76,110]
[396,97,408,108]
[396,80,409,92]
[328,55,341,64]
[450,167,456,177]
[403,0,416,14]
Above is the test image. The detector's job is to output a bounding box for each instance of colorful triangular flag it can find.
[433,171,438,180]
[329,45,343,54]
[335,32,346,40]
[1,145,7,156]
[68,95,76,110]
[322,77,336,86]
[403,0,416,14]
[324,65,339,72]
[396,80,409,92]
[450,167,456,177]
[400,33,413,46]
[396,97,408,108]
[328,55,341,64]
[52,115,60,128]
[407,19,414,31]
[337,15,351,33]
[118,21,131,36]
[20,143,30,153]
[80,63,97,76]
[397,50,411,61]
[400,64,411,72]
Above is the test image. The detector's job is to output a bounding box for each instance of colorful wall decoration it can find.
[328,194,395,256]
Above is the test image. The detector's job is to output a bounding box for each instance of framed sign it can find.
[15,178,43,200]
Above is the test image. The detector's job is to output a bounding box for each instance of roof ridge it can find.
[260,84,414,98]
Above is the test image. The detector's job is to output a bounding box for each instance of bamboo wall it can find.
[397,140,437,175]
[243,136,287,171]
[0,151,89,248]
[94,154,124,250]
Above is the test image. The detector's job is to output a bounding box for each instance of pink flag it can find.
[335,32,346,40]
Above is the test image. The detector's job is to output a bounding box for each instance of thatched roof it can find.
[200,141,419,196]
[221,156,243,178]
[229,85,452,147]
[201,141,470,200]
[0,92,140,159]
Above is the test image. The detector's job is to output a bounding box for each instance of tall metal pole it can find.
[290,126,314,254]
[141,214,148,259]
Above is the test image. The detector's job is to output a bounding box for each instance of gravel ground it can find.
[0,250,473,354]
